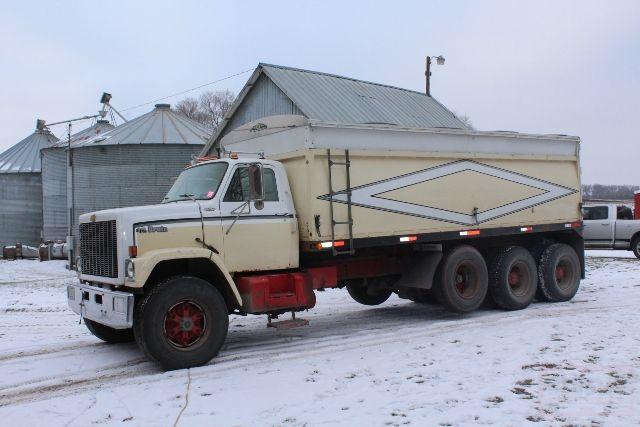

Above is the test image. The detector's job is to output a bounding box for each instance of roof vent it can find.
[155,103,171,109]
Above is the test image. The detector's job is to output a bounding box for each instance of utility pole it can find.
[67,122,74,270]
[425,55,446,97]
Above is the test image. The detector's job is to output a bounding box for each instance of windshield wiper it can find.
[163,193,196,203]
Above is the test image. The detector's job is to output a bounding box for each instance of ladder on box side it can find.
[327,149,355,256]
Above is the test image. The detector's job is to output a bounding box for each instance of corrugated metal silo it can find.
[41,120,114,241]
[0,127,58,247]
[69,104,211,242]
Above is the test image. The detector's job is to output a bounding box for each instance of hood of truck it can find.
[78,201,207,285]
[79,202,205,226]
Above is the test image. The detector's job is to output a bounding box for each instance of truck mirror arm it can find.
[226,200,251,235]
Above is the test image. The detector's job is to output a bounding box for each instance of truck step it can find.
[267,318,309,330]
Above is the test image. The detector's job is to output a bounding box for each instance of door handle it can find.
[600,223,609,226]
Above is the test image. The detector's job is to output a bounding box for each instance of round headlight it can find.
[75,257,82,274]
[125,259,135,280]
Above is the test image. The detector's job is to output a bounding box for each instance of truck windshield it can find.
[162,162,229,203]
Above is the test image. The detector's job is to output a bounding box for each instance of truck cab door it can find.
[613,205,636,249]
[582,205,614,247]
[218,164,298,273]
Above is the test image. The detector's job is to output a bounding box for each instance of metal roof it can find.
[75,104,212,147]
[203,63,468,153]
[50,120,115,148]
[262,63,467,128]
[0,129,58,174]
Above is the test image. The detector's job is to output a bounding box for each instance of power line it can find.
[121,68,254,113]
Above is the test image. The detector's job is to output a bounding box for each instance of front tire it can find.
[85,319,134,343]
[488,246,537,310]
[434,245,488,313]
[537,244,581,302]
[134,276,229,370]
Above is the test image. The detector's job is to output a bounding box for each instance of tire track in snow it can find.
[0,300,635,408]
[0,340,104,362]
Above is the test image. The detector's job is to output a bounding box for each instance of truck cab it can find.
[582,204,640,258]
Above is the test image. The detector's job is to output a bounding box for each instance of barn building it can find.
[41,119,115,242]
[0,127,59,247]
[202,63,469,154]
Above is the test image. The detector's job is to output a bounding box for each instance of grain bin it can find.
[0,127,58,247]
[41,119,114,241]
[68,104,211,249]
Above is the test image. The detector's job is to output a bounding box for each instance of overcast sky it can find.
[1,1,638,184]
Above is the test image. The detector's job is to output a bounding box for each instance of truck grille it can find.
[80,220,118,278]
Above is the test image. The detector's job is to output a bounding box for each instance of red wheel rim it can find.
[454,264,478,299]
[554,257,575,291]
[508,270,520,286]
[164,301,207,349]
[507,262,530,297]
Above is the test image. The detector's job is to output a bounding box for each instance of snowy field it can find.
[0,251,638,426]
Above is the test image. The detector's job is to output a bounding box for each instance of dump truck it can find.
[67,115,584,370]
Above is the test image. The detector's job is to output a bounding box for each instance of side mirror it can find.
[248,163,264,202]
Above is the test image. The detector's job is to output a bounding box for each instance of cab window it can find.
[223,167,279,202]
[616,205,634,220]
[582,206,609,220]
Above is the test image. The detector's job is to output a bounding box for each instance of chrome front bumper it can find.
[67,283,134,329]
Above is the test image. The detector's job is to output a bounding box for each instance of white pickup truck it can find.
[582,204,640,259]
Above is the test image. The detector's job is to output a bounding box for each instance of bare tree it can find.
[175,98,204,123]
[198,90,234,129]
[582,184,639,200]
[174,90,235,131]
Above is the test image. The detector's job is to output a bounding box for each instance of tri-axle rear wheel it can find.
[488,246,537,310]
[433,245,488,313]
[134,276,228,370]
[537,243,581,302]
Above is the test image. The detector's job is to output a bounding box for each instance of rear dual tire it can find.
[488,246,537,311]
[537,243,581,302]
[433,245,488,313]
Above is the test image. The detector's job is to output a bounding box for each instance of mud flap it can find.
[394,251,443,289]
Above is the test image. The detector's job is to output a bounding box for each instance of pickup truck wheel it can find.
[488,246,537,310]
[434,245,488,314]
[134,276,228,370]
[346,281,392,306]
[632,236,640,259]
[84,319,134,343]
[537,244,581,302]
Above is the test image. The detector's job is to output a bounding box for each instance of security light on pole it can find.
[425,55,445,97]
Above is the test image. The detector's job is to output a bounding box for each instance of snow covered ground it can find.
[0,253,638,426]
